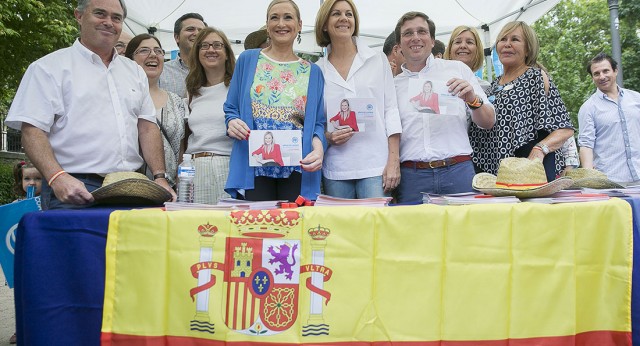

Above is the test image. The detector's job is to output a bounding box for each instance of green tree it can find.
[533,0,610,127]
[0,0,77,112]
[619,0,640,91]
[533,0,640,128]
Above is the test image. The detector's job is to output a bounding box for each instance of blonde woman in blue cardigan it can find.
[224,0,326,202]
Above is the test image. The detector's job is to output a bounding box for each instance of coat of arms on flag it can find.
[223,237,300,335]
[188,209,333,337]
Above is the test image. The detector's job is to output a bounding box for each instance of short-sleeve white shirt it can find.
[317,37,402,180]
[6,39,156,174]
[394,56,493,162]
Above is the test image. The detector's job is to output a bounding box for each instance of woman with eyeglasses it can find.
[125,34,186,188]
[224,0,325,202]
[183,27,236,204]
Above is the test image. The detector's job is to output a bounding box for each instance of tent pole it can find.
[607,0,624,87]
[482,24,493,82]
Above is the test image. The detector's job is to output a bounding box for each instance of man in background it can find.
[383,31,404,77]
[578,52,640,185]
[432,39,445,58]
[244,26,269,50]
[159,12,206,97]
[6,0,175,209]
[115,30,133,55]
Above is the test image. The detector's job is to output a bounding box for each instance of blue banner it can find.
[492,45,504,77]
[0,197,40,288]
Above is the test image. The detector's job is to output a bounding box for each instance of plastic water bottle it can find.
[177,154,196,203]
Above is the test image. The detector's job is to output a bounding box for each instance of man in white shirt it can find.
[159,12,206,98]
[6,0,175,209]
[393,11,495,203]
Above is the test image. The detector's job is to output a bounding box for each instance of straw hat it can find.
[563,168,623,189]
[91,172,172,205]
[472,157,574,198]
[244,26,268,50]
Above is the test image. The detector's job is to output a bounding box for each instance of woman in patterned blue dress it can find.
[224,0,326,201]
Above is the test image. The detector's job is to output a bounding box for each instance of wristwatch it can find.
[153,172,169,180]
[535,143,550,155]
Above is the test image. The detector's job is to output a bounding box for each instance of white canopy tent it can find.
[124,0,560,67]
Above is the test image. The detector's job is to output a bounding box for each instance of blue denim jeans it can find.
[322,175,387,199]
[41,173,104,210]
[396,160,475,204]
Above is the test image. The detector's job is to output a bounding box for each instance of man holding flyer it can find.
[393,11,495,203]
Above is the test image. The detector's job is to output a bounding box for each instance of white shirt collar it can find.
[73,39,120,65]
[399,54,434,77]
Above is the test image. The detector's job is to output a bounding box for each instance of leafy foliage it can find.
[533,0,640,128]
[0,161,18,204]
[0,0,78,113]
[619,0,640,90]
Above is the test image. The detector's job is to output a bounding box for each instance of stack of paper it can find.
[165,199,288,211]
[217,198,285,210]
[164,202,240,211]
[422,192,520,205]
[522,191,610,204]
[581,186,640,197]
[314,194,392,207]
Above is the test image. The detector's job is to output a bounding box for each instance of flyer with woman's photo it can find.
[326,97,376,132]
[248,130,302,167]
[408,78,461,115]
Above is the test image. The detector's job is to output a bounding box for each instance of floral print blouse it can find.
[250,52,310,178]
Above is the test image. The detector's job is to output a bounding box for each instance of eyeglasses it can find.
[199,42,225,51]
[134,47,165,56]
[401,29,430,38]
[115,42,126,51]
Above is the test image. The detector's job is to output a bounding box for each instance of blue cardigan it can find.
[224,49,326,200]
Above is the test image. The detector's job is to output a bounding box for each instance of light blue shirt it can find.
[159,58,189,98]
[578,86,640,183]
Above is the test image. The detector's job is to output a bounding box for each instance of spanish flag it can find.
[102,199,632,345]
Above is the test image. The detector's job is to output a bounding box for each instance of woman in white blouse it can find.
[314,0,402,198]
[184,27,236,204]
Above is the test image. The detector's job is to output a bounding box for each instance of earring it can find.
[297,32,301,44]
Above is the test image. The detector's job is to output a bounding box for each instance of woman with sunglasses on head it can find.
[225,0,325,202]
[125,34,186,188]
[446,25,579,173]
[314,0,401,199]
[183,27,236,204]
[468,21,573,181]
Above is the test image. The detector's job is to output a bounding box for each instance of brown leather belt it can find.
[193,152,219,159]
[401,155,472,169]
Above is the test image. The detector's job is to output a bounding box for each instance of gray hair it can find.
[77,0,127,19]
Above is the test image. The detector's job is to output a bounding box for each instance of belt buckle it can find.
[428,160,439,169]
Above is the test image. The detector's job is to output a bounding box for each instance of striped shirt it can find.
[578,87,640,183]
[159,58,189,98]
